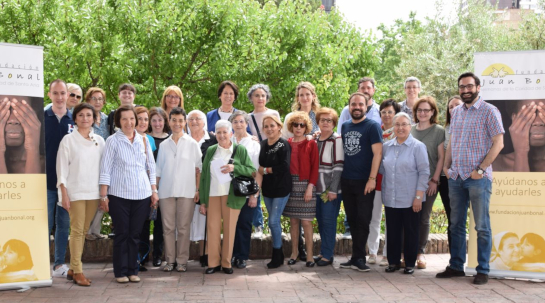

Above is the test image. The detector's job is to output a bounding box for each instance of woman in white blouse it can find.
[156,107,202,273]
[57,103,105,286]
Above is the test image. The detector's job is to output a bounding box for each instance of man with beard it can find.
[399,77,421,122]
[437,72,504,285]
[339,92,382,272]
[336,77,381,134]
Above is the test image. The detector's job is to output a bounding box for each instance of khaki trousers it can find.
[206,196,240,268]
[68,199,99,273]
[159,197,195,265]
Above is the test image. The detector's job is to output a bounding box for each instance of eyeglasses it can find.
[292,122,306,129]
[69,93,82,100]
[394,123,411,128]
[380,110,395,115]
[188,117,203,122]
[165,95,180,100]
[458,84,475,91]
[89,97,104,102]
[405,86,420,90]
[232,119,245,125]
[319,118,333,124]
[416,109,432,113]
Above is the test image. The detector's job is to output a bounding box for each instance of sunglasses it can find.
[292,122,306,129]
[70,93,82,100]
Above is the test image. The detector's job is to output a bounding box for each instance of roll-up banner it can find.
[0,42,51,290]
[469,50,545,280]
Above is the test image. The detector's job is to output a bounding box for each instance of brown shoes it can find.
[68,269,92,285]
[73,273,91,287]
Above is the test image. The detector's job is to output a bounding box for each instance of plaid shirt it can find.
[448,97,504,181]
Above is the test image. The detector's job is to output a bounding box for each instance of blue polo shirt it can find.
[45,108,75,190]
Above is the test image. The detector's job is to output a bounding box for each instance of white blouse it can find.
[56,128,105,202]
[232,135,260,169]
[156,134,202,199]
[210,144,233,197]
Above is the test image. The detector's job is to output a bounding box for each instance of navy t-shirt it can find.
[45,108,75,190]
[341,118,382,180]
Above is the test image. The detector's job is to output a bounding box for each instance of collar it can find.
[393,133,414,147]
[463,96,484,110]
[46,107,72,119]
[218,142,234,153]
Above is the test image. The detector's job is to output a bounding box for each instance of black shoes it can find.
[305,261,315,267]
[385,264,401,273]
[232,258,247,269]
[313,255,322,262]
[138,264,147,272]
[153,257,162,267]
[205,266,221,274]
[287,259,297,265]
[340,259,370,272]
[316,257,333,267]
[298,245,307,262]
[404,267,415,274]
[267,248,284,269]
[339,259,354,269]
[436,266,466,278]
[222,267,234,274]
[473,273,489,285]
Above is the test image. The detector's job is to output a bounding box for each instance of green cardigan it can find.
[199,143,256,210]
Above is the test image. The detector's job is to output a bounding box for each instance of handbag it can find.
[142,136,157,221]
[229,144,260,197]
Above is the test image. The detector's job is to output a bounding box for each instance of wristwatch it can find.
[152,189,158,194]
[100,196,107,202]
[477,166,485,175]
[415,195,422,200]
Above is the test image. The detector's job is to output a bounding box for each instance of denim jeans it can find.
[252,195,263,228]
[448,177,492,274]
[263,194,290,249]
[47,189,70,268]
[316,193,342,260]
[233,198,257,260]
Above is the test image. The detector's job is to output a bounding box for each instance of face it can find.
[520,238,539,258]
[448,98,463,115]
[231,115,247,134]
[169,114,186,135]
[318,113,334,134]
[380,106,396,126]
[164,92,181,110]
[394,116,411,141]
[88,92,105,112]
[188,113,205,133]
[404,81,421,100]
[297,87,314,109]
[48,82,68,110]
[5,112,24,147]
[458,77,480,104]
[150,114,165,134]
[67,88,82,108]
[216,127,232,146]
[251,89,267,109]
[1,245,22,268]
[349,95,367,120]
[118,89,135,106]
[220,85,235,107]
[120,110,136,134]
[74,108,94,129]
[263,118,280,139]
[416,102,434,123]
[514,100,545,147]
[136,112,149,134]
[291,118,307,138]
[499,236,520,265]
[358,81,375,102]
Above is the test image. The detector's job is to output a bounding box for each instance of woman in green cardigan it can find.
[199,120,256,274]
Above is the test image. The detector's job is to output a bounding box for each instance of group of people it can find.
[46,71,505,286]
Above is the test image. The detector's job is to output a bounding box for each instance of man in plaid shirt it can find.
[436,72,505,285]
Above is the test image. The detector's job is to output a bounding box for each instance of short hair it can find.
[84,87,106,104]
[247,84,272,103]
[215,120,232,133]
[114,105,138,129]
[2,239,33,271]
[413,96,439,124]
[393,112,411,124]
[291,81,321,112]
[315,107,339,126]
[458,72,481,86]
[49,79,67,91]
[72,103,97,127]
[135,106,149,117]
[404,76,421,88]
[118,83,136,94]
[161,85,184,111]
[217,80,239,100]
[187,110,208,131]
[67,83,82,93]
[358,77,375,88]
[286,111,312,134]
[228,110,250,125]
[446,95,462,126]
[148,107,171,133]
[348,92,369,104]
[169,107,186,119]
[262,114,283,130]
[379,98,401,114]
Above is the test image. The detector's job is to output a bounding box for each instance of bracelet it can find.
[368,176,376,181]
[266,167,271,174]
[263,167,268,175]
[430,179,439,185]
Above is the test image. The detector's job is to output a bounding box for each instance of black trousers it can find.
[341,178,375,262]
[385,206,420,268]
[108,195,150,277]
[139,207,164,262]
[439,175,452,252]
[233,198,256,261]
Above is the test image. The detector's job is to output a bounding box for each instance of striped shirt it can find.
[316,133,344,194]
[99,130,156,200]
[448,97,504,181]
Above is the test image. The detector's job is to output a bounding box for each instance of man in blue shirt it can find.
[340,92,383,272]
[44,79,75,278]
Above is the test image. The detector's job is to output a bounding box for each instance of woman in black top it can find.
[258,115,291,269]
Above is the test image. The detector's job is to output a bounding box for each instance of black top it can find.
[259,137,292,198]
[152,134,170,160]
[200,133,218,161]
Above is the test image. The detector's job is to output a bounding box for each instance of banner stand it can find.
[0,280,51,292]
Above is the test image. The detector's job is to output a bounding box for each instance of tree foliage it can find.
[0,0,377,115]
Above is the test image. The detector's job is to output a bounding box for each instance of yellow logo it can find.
[482,63,515,78]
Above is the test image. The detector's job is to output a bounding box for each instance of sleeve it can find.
[233,145,257,178]
[336,107,349,134]
[415,142,430,192]
[438,126,446,144]
[282,113,293,139]
[148,135,157,152]
[145,137,157,185]
[155,144,165,178]
[99,137,115,186]
[55,137,70,188]
[270,140,291,176]
[370,122,383,145]
[486,106,505,138]
[194,141,203,171]
[308,140,319,186]
[250,141,261,169]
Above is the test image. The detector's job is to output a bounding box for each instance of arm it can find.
[0,98,10,173]
[443,140,452,178]
[471,133,504,179]
[304,141,319,202]
[100,184,109,212]
[509,102,535,172]
[427,142,444,196]
[233,146,257,177]
[56,138,70,211]
[12,98,41,173]
[365,142,382,195]
[328,137,344,199]
[414,143,430,212]
[249,172,262,208]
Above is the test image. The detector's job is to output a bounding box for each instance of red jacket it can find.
[288,138,319,186]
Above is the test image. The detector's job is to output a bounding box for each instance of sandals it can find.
[163,263,174,272]
[176,264,187,272]
[416,259,427,269]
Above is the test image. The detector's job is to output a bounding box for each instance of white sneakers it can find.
[379,257,389,266]
[368,255,377,264]
[52,264,69,277]
[253,226,264,238]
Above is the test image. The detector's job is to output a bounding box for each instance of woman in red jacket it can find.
[283,111,319,267]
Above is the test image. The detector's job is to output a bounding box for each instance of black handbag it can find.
[229,144,260,197]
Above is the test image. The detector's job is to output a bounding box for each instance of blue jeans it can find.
[47,189,70,268]
[233,198,257,260]
[448,177,492,274]
[252,195,263,228]
[316,193,342,260]
[263,194,290,249]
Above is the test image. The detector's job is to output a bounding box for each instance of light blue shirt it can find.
[99,130,156,200]
[93,112,110,140]
[336,101,381,134]
[379,134,429,208]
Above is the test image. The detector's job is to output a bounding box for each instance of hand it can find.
[0,98,11,153]
[100,197,109,212]
[194,190,199,203]
[61,194,71,212]
[510,101,535,153]
[412,199,422,212]
[151,192,159,208]
[426,181,438,196]
[327,192,337,202]
[220,164,234,174]
[11,98,41,150]
[248,195,257,208]
[364,179,376,195]
[443,167,450,179]
[199,204,207,216]
[305,135,314,141]
[470,169,484,179]
[251,135,259,142]
[304,185,313,202]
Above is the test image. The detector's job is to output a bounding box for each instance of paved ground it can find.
[1,254,544,302]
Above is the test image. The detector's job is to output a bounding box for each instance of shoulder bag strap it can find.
[229,144,239,178]
[251,114,263,142]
